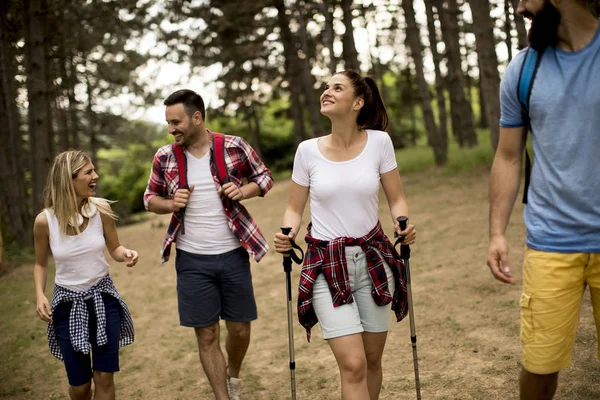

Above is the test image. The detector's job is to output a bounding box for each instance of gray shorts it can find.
[175,247,257,327]
[313,246,395,339]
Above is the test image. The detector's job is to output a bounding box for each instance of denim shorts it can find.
[53,294,122,386]
[175,247,257,327]
[313,246,395,339]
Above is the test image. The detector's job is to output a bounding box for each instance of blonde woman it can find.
[33,150,138,400]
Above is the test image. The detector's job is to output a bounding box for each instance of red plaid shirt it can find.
[143,132,273,263]
[298,221,408,341]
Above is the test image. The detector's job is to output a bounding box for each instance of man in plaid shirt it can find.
[144,89,273,400]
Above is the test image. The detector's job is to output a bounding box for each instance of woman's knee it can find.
[338,355,368,383]
[69,381,92,399]
[92,371,114,389]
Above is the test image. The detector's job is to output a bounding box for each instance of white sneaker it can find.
[226,376,241,400]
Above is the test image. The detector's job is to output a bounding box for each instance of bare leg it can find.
[92,371,115,400]
[520,368,558,400]
[69,381,92,400]
[328,333,370,400]
[225,321,251,378]
[195,323,230,400]
[362,332,388,400]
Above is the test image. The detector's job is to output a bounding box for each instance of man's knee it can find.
[92,371,114,390]
[195,324,220,348]
[227,322,251,341]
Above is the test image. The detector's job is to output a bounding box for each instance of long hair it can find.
[43,150,116,235]
[336,70,388,131]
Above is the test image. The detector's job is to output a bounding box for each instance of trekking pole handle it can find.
[396,216,411,261]
[281,226,292,236]
[397,216,408,232]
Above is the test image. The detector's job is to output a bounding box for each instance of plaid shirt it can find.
[143,132,273,263]
[298,221,408,341]
[48,275,134,361]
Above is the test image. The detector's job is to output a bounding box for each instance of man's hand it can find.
[487,235,515,284]
[218,182,244,201]
[172,185,195,211]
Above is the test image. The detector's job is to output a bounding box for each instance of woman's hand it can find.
[395,222,416,245]
[36,295,52,322]
[274,231,296,253]
[123,248,139,267]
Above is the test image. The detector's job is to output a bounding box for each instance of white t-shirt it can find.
[176,149,241,254]
[45,209,109,292]
[292,129,398,240]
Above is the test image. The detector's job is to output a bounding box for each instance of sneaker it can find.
[227,376,241,400]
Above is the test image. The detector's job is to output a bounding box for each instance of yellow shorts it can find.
[520,248,600,374]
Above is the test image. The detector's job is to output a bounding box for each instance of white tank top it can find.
[45,209,110,292]
[175,149,241,254]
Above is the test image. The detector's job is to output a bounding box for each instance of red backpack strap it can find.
[172,142,188,234]
[172,143,188,189]
[211,132,229,184]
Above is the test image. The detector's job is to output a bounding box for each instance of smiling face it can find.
[320,74,364,119]
[72,161,99,201]
[166,103,202,146]
[517,0,562,50]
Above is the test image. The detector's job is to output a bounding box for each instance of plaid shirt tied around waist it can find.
[143,132,273,263]
[298,221,408,341]
[47,274,134,361]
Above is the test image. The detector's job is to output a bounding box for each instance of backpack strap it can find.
[172,143,188,234]
[211,131,229,185]
[516,47,544,204]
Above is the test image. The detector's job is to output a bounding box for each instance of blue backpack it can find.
[517,46,545,204]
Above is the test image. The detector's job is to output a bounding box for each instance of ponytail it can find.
[336,70,388,131]
[361,77,388,131]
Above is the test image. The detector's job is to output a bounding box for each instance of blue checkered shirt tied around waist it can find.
[47,274,134,361]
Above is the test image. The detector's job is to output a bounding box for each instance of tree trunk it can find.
[275,0,308,144]
[319,0,337,74]
[25,0,52,214]
[86,75,98,167]
[340,0,360,71]
[248,103,263,159]
[468,0,501,149]
[0,10,32,246]
[402,0,447,166]
[424,0,449,159]
[478,78,488,128]
[511,0,528,49]
[297,8,325,137]
[438,0,477,147]
[67,51,80,148]
[504,0,514,61]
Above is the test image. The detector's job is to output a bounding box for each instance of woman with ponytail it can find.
[33,150,138,400]
[274,70,416,399]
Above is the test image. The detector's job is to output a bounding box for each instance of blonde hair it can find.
[43,150,116,235]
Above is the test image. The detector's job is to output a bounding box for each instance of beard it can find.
[527,1,562,51]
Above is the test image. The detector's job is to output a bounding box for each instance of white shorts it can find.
[313,246,395,340]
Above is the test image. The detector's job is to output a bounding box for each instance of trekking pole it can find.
[280,227,304,400]
[395,216,421,400]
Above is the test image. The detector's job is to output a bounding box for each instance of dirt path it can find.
[1,168,598,399]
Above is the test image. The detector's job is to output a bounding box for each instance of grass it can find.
[395,128,495,174]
